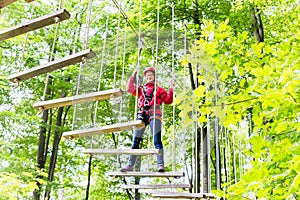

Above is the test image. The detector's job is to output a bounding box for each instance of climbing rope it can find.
[113,0,121,89]
[71,0,93,130]
[92,14,109,130]
[41,0,64,102]
[171,2,176,172]
[116,16,127,170]
[182,20,188,184]
[18,1,35,73]
[133,0,143,120]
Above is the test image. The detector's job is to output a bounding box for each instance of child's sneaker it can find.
[158,166,165,172]
[120,165,133,172]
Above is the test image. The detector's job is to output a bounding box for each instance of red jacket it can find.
[127,76,173,115]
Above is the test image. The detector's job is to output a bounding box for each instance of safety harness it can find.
[137,85,162,123]
[142,85,155,110]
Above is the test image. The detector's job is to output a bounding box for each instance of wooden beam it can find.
[0,0,17,8]
[0,0,34,8]
[9,49,96,83]
[121,184,191,189]
[144,191,216,199]
[63,120,145,140]
[33,88,122,110]
[108,171,185,178]
[0,9,70,40]
[83,148,160,156]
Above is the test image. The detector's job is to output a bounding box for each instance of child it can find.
[121,67,174,172]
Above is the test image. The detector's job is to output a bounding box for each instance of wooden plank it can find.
[108,171,185,178]
[0,0,33,8]
[144,191,216,199]
[0,0,16,8]
[83,148,160,156]
[9,49,96,83]
[63,120,145,140]
[33,88,122,110]
[0,9,70,41]
[121,184,191,189]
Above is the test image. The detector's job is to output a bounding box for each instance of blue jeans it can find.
[127,117,164,167]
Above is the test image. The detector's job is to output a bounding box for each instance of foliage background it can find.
[0,0,299,199]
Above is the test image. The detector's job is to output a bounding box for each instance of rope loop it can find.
[81,56,87,65]
[54,16,60,23]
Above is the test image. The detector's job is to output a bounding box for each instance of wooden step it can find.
[33,88,122,111]
[0,0,32,9]
[108,171,185,178]
[0,0,16,8]
[0,9,70,41]
[144,191,216,199]
[121,184,191,189]
[63,120,145,140]
[83,148,160,155]
[9,49,96,83]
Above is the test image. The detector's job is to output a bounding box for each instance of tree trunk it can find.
[202,125,209,193]
[33,77,52,200]
[194,127,201,193]
[44,92,65,199]
[251,7,264,42]
[214,118,221,190]
[85,156,92,200]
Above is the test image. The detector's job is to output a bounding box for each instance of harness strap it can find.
[149,115,162,122]
[139,105,160,111]
[142,85,156,106]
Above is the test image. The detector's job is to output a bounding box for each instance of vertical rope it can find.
[115,0,124,170]
[72,0,93,130]
[119,19,127,138]
[19,2,35,73]
[171,2,176,172]
[134,0,143,120]
[42,17,60,101]
[42,0,64,99]
[149,0,160,171]
[59,0,63,9]
[155,0,160,65]
[92,15,109,126]
[113,0,121,89]
[182,20,187,181]
[84,0,93,50]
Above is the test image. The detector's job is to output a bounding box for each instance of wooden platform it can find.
[9,49,96,83]
[108,171,185,178]
[144,191,216,199]
[121,184,191,189]
[0,9,70,41]
[83,148,160,155]
[63,120,145,140]
[0,0,33,9]
[33,88,122,110]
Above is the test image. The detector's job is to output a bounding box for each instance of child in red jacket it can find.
[121,67,174,172]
